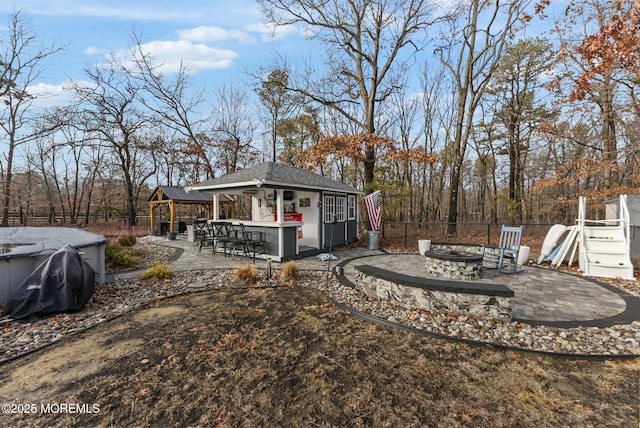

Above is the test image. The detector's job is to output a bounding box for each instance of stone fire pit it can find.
[424,249,483,280]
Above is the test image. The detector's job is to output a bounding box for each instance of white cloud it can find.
[84,46,106,55]
[177,26,255,44]
[27,81,76,108]
[115,40,238,74]
[244,22,298,41]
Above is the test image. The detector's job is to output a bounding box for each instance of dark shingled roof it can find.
[148,186,213,202]
[190,162,362,194]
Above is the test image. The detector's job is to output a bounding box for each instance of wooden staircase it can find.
[577,195,635,280]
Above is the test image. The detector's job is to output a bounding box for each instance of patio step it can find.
[586,262,634,280]
[576,196,635,280]
[582,228,634,280]
[584,237,628,258]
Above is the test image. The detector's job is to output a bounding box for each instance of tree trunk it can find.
[1,135,15,227]
[447,161,461,236]
[600,69,618,188]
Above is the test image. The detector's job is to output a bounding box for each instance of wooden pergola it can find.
[148,186,213,234]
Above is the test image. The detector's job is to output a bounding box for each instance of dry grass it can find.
[1,226,636,426]
[236,264,260,285]
[281,261,300,282]
[116,234,137,247]
[1,287,637,427]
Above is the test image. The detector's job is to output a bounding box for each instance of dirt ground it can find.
[0,284,638,427]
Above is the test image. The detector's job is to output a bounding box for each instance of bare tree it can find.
[258,0,439,190]
[9,166,44,225]
[0,11,63,226]
[30,136,59,224]
[470,102,501,223]
[419,60,452,223]
[211,83,257,175]
[387,81,424,222]
[152,131,187,186]
[126,33,214,181]
[36,109,106,225]
[437,0,529,235]
[69,59,158,227]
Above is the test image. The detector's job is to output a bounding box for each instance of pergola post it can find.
[169,200,176,233]
[150,204,156,233]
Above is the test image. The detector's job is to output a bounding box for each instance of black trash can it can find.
[159,222,170,236]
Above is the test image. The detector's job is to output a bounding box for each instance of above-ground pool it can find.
[0,227,107,305]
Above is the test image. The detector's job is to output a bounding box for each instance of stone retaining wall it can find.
[355,265,513,319]
[430,243,483,253]
[424,249,483,280]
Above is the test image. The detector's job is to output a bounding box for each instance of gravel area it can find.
[1,243,639,363]
[315,278,640,357]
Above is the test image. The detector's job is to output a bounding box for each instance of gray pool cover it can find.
[0,227,107,257]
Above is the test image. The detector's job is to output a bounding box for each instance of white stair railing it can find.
[577,196,589,275]
[620,194,631,253]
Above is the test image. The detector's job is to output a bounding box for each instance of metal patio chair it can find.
[234,223,266,261]
[197,221,216,253]
[212,222,233,257]
[194,220,209,253]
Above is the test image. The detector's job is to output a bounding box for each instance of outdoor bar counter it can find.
[186,162,364,262]
[210,220,304,262]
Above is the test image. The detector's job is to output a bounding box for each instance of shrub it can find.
[236,264,259,284]
[117,234,137,247]
[281,261,299,282]
[105,242,141,267]
[140,261,173,280]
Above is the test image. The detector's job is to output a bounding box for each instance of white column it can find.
[276,190,284,258]
[212,194,219,220]
[276,190,283,224]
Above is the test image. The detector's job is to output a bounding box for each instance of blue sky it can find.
[2,0,309,106]
[2,1,571,115]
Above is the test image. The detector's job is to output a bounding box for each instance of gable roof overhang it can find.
[148,185,214,203]
[186,162,364,195]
